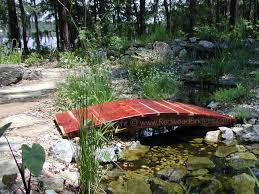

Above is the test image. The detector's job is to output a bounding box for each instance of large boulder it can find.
[0,64,24,86]
[153,41,173,59]
[231,173,255,194]
[219,127,234,145]
[232,124,259,143]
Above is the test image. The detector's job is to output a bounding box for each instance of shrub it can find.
[109,35,128,50]
[234,111,249,124]
[195,25,222,41]
[55,68,113,110]
[140,71,180,100]
[212,84,250,104]
[0,46,22,64]
[58,51,83,68]
[24,52,43,66]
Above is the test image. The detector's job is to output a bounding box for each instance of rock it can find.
[218,41,228,49]
[23,68,42,80]
[227,152,257,169]
[219,127,234,145]
[0,160,18,177]
[189,169,209,176]
[233,124,259,143]
[61,171,79,187]
[200,179,222,194]
[156,167,187,182]
[186,175,212,187]
[45,190,58,194]
[119,141,150,162]
[207,101,220,110]
[153,41,172,59]
[41,176,64,192]
[107,174,152,194]
[231,173,255,194]
[96,145,120,163]
[148,177,184,194]
[187,157,215,170]
[0,64,24,86]
[96,48,107,63]
[215,145,238,158]
[204,130,220,144]
[189,37,197,43]
[50,139,75,164]
[199,40,215,49]
[2,174,17,186]
[178,49,188,59]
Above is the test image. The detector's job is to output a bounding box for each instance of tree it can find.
[229,0,237,30]
[125,0,132,22]
[188,0,196,34]
[153,0,159,24]
[164,0,172,33]
[31,0,40,51]
[18,0,29,54]
[7,0,20,48]
[139,0,146,35]
[57,0,70,50]
[206,0,213,25]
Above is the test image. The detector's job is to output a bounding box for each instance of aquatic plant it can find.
[0,123,45,194]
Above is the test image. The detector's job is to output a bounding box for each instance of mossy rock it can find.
[189,169,209,177]
[119,144,150,162]
[217,176,233,191]
[214,145,238,158]
[252,149,259,156]
[148,177,184,194]
[186,175,212,187]
[226,152,257,170]
[187,157,215,170]
[107,173,152,194]
[200,179,222,194]
[231,173,255,194]
[156,167,187,182]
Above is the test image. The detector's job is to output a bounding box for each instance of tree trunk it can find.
[18,0,29,54]
[7,0,20,48]
[229,0,237,30]
[153,0,159,24]
[133,0,140,34]
[139,0,146,35]
[216,0,220,25]
[206,0,213,25]
[126,0,132,22]
[254,0,259,23]
[57,0,70,50]
[164,0,172,33]
[53,2,60,50]
[32,0,40,51]
[98,0,108,33]
[189,0,196,34]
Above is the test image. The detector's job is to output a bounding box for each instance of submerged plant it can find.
[0,123,45,194]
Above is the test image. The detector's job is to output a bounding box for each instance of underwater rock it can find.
[231,173,255,194]
[118,141,150,162]
[227,152,257,170]
[200,179,222,194]
[148,177,184,194]
[107,173,152,194]
[156,167,187,182]
[219,127,234,145]
[187,157,215,170]
[189,169,209,177]
[214,145,238,158]
[204,130,220,144]
[186,175,212,187]
[96,145,120,163]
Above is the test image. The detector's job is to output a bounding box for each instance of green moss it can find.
[187,157,215,170]
[231,173,256,194]
[214,145,239,158]
[148,177,184,194]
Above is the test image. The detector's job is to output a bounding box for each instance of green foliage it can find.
[76,28,100,50]
[255,70,259,84]
[22,144,45,176]
[58,51,84,68]
[0,123,45,193]
[108,35,128,50]
[230,19,258,40]
[212,84,250,104]
[140,71,180,100]
[0,122,11,138]
[24,52,43,66]
[79,122,113,194]
[0,46,22,64]
[195,25,222,41]
[234,111,249,124]
[55,68,113,110]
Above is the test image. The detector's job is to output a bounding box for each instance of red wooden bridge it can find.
[54,99,236,136]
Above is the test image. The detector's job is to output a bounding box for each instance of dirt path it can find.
[0,67,77,193]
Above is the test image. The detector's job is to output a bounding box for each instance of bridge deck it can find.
[54,99,236,136]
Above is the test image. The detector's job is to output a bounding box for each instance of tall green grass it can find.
[0,46,22,64]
